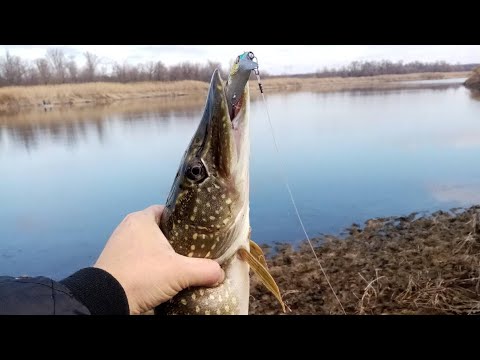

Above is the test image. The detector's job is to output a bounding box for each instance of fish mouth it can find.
[194,69,249,178]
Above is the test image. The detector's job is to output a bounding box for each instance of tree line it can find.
[310,60,478,78]
[0,48,477,87]
[0,49,226,87]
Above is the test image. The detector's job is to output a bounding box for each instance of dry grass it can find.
[0,72,470,113]
[252,71,470,94]
[0,80,209,112]
[250,206,480,315]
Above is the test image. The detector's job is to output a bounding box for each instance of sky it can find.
[0,45,479,75]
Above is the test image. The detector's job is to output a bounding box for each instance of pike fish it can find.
[155,53,285,315]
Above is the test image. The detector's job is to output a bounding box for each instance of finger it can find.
[143,205,165,224]
[178,256,225,288]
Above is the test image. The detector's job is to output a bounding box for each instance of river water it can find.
[1,78,479,278]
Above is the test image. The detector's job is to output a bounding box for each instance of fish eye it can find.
[186,160,207,182]
[248,52,254,60]
[235,56,240,64]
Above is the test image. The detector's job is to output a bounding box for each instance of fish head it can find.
[160,68,250,261]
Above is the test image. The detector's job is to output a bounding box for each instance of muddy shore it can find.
[250,205,480,315]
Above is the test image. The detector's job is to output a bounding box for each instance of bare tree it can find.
[82,52,100,82]
[66,56,78,82]
[143,61,156,81]
[35,58,52,84]
[136,63,148,82]
[314,59,476,78]
[46,48,67,83]
[112,62,129,82]
[153,61,168,81]
[97,64,108,81]
[0,51,26,85]
[23,64,39,85]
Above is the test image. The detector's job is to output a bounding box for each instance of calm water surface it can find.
[1,79,479,279]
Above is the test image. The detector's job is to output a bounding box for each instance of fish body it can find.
[155,68,251,315]
[155,55,283,315]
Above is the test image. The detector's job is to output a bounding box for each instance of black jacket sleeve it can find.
[0,267,129,315]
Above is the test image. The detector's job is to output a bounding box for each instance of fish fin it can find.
[249,240,268,269]
[237,247,286,313]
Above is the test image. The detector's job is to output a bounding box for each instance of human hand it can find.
[94,205,225,315]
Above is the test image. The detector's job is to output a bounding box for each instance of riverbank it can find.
[464,67,480,90]
[0,71,470,112]
[250,205,480,315]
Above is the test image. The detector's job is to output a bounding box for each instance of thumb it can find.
[177,256,225,288]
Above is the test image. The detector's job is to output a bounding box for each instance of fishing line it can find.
[254,72,346,315]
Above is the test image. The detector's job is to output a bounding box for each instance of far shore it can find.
[0,71,470,113]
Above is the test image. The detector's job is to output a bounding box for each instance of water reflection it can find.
[469,89,480,101]
[402,77,468,85]
[0,95,206,150]
[430,182,480,205]
[2,81,470,152]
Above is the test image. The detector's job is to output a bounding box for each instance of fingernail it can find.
[213,268,225,287]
